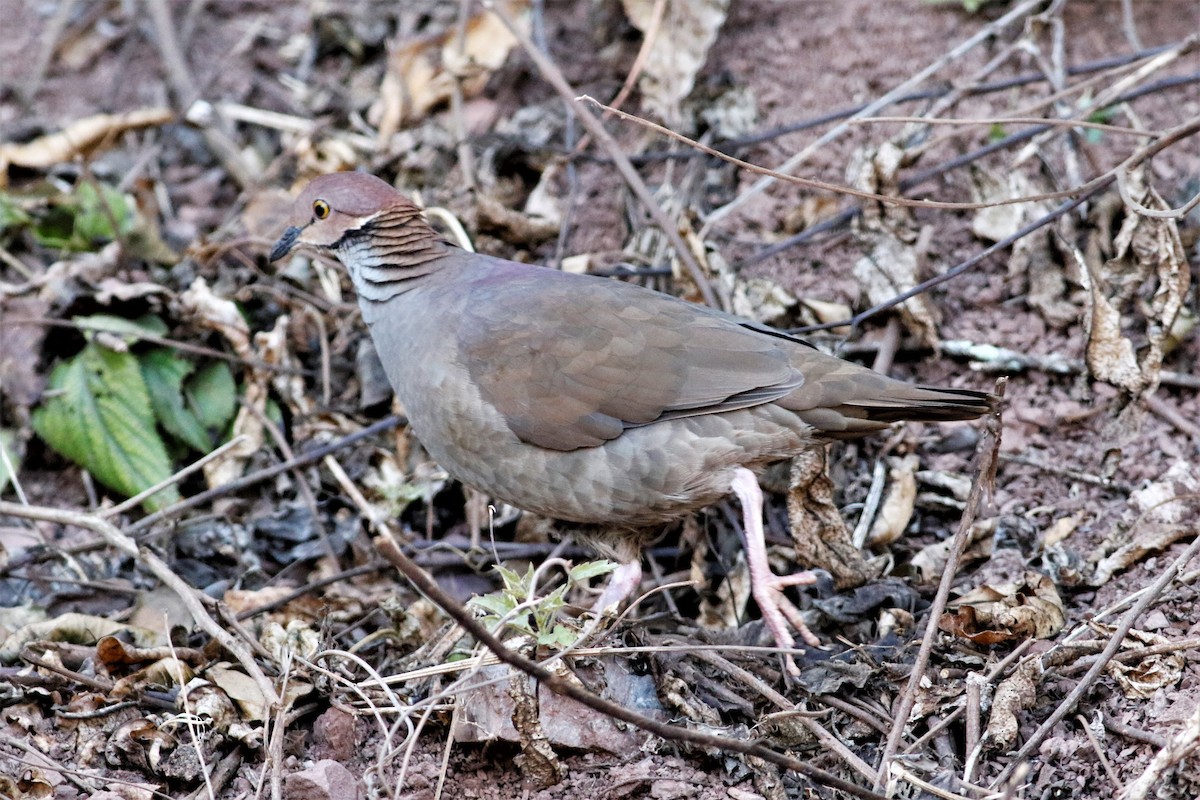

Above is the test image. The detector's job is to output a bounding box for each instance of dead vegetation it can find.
[0,1,1198,798]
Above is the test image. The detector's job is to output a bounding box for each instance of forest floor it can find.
[0,1,1198,798]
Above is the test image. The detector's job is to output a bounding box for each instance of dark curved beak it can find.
[269,226,303,262]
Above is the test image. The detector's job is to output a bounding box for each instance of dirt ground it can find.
[1,1,1198,798]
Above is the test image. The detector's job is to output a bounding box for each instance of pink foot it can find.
[729,467,820,675]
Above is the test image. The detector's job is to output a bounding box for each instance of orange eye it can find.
[313,199,330,220]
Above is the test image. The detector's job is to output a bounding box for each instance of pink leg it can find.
[578,559,642,645]
[592,559,643,616]
[729,467,819,675]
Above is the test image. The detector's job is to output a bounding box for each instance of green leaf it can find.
[72,182,132,245]
[568,560,618,582]
[0,193,32,237]
[184,361,237,433]
[493,564,528,597]
[74,313,168,343]
[537,624,577,649]
[33,342,180,510]
[468,593,516,618]
[33,182,133,252]
[141,348,212,452]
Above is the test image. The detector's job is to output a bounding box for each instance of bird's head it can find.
[268,172,406,262]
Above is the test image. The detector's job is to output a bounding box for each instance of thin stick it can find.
[483,1,719,309]
[875,379,1005,788]
[100,435,246,518]
[703,0,1048,227]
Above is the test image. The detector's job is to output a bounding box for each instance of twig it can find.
[5,317,310,377]
[581,98,1200,217]
[875,378,1005,788]
[1078,713,1124,794]
[144,0,255,187]
[483,0,719,309]
[100,435,247,519]
[705,45,1180,152]
[374,532,889,799]
[1143,393,1200,442]
[124,415,405,536]
[735,71,1200,273]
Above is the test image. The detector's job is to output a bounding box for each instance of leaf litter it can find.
[0,1,1197,798]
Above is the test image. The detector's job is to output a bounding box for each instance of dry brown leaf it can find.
[1096,625,1186,699]
[867,454,919,547]
[0,612,161,663]
[1077,174,1189,395]
[910,518,995,584]
[797,298,852,333]
[206,663,271,722]
[620,0,731,124]
[0,108,173,183]
[787,447,874,587]
[1042,514,1081,548]
[370,1,529,141]
[984,656,1042,750]
[851,143,940,345]
[453,659,659,755]
[941,571,1065,644]
[980,169,1079,328]
[731,276,798,327]
[1090,459,1200,586]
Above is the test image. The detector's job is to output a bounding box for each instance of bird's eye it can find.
[312,199,330,220]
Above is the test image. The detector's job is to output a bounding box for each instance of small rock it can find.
[284,760,360,800]
[312,707,358,762]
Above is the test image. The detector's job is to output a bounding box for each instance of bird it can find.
[270,171,994,673]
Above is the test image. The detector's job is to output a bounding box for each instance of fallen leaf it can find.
[1097,625,1186,699]
[1076,174,1190,395]
[1089,459,1200,586]
[984,656,1042,750]
[941,571,1065,643]
[851,143,940,345]
[370,0,530,140]
[867,454,919,547]
[620,0,731,123]
[0,108,173,183]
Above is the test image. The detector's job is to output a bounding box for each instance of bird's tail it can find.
[791,379,997,437]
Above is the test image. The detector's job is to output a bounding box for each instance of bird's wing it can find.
[456,265,806,451]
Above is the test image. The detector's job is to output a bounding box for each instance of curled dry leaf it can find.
[851,143,941,345]
[1077,174,1189,395]
[0,612,159,664]
[867,453,919,547]
[731,276,798,327]
[910,517,995,584]
[176,277,265,487]
[984,656,1042,751]
[787,446,874,587]
[940,571,1065,645]
[1094,625,1186,699]
[1090,459,1200,586]
[454,660,661,760]
[797,297,852,333]
[0,108,173,185]
[620,0,731,124]
[370,0,529,141]
[973,170,1077,328]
